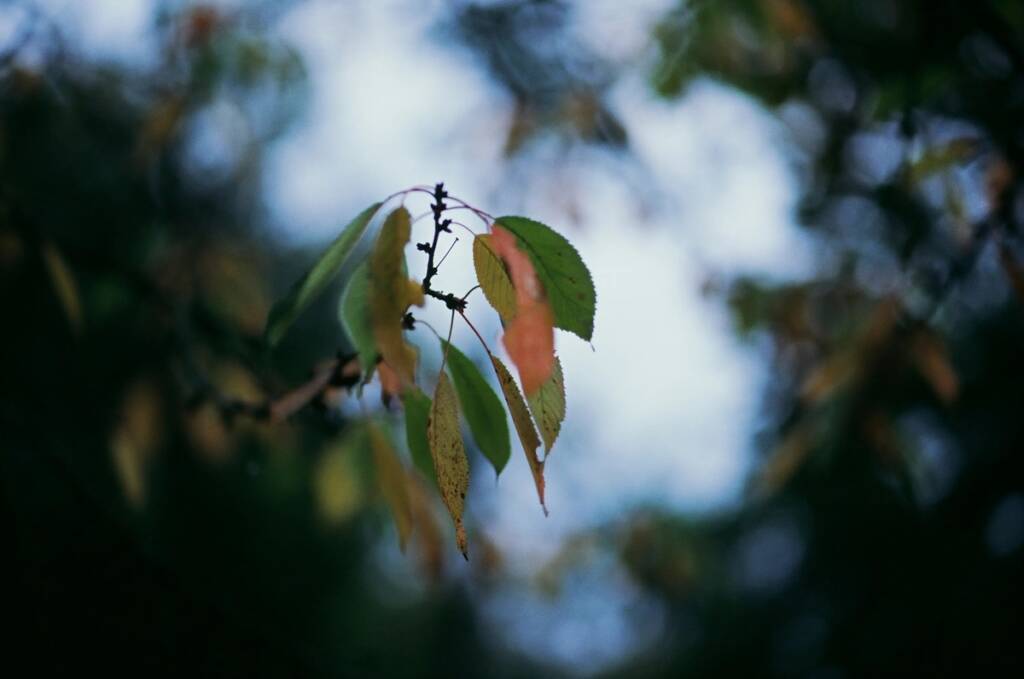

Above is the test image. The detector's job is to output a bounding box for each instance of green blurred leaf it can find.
[527,355,565,454]
[265,202,381,346]
[338,261,376,374]
[494,216,596,341]
[402,387,435,484]
[441,340,511,476]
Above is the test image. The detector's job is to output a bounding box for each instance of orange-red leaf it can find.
[491,225,555,396]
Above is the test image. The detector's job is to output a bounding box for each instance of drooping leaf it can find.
[491,226,555,396]
[428,373,470,556]
[338,261,376,374]
[527,355,565,454]
[369,423,413,551]
[266,202,381,346]
[490,355,546,514]
[402,388,435,483]
[472,234,517,323]
[441,339,511,476]
[369,207,425,385]
[494,216,596,342]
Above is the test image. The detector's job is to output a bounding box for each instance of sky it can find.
[2,0,814,672]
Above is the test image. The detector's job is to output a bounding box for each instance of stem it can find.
[459,311,494,357]
[419,182,468,312]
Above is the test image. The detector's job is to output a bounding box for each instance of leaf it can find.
[490,355,546,514]
[266,202,381,346]
[338,261,377,374]
[491,226,555,396]
[377,361,402,408]
[428,373,470,557]
[369,423,413,551]
[369,207,425,385]
[494,216,596,341]
[41,242,83,334]
[441,340,511,476]
[527,356,565,454]
[472,235,517,323]
[402,388,435,483]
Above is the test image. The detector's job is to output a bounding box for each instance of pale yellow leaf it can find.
[490,355,546,514]
[428,373,470,557]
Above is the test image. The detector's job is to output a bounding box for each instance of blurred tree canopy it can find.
[3,1,1024,677]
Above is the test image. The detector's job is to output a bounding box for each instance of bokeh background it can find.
[3,0,1023,676]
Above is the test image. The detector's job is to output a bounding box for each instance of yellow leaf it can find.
[41,242,83,334]
[369,423,413,551]
[428,373,470,557]
[490,355,547,514]
[370,207,422,385]
[111,380,164,508]
[473,234,517,323]
[314,440,364,526]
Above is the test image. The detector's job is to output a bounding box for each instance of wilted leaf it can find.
[402,388,435,483]
[370,207,424,385]
[494,216,596,341]
[428,373,470,556]
[369,423,413,551]
[441,340,511,476]
[528,356,565,455]
[492,226,555,396]
[490,355,546,514]
[339,261,377,374]
[473,234,517,322]
[41,242,83,334]
[266,202,381,346]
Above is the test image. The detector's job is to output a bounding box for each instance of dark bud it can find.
[416,242,430,252]
[441,219,452,232]
[402,312,416,331]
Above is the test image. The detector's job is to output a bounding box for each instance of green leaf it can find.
[338,261,376,375]
[402,388,435,484]
[472,234,516,323]
[490,355,546,514]
[441,340,511,476]
[494,216,596,341]
[527,355,565,454]
[266,202,382,346]
[428,373,470,557]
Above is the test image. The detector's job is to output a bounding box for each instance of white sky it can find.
[3,0,813,673]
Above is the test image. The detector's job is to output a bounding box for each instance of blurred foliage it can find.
[3,0,1024,677]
